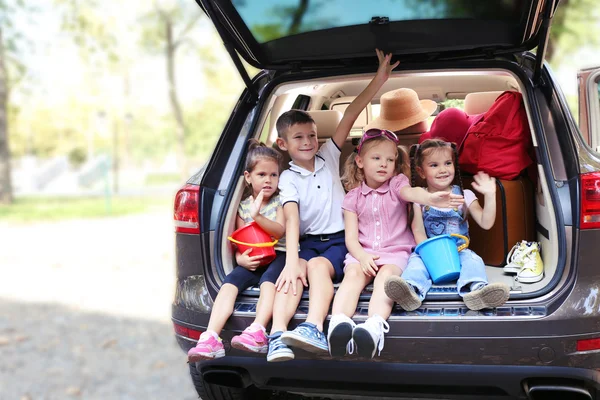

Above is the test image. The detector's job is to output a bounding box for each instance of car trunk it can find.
[212,62,567,314]
[196,0,566,316]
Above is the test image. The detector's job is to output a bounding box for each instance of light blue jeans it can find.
[402,249,488,299]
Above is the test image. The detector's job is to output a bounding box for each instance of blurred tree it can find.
[140,0,202,177]
[547,0,600,64]
[0,26,10,203]
[0,0,35,204]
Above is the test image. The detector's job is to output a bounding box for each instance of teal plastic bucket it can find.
[415,234,466,284]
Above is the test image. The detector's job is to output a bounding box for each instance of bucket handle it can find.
[227,236,279,248]
[450,233,469,252]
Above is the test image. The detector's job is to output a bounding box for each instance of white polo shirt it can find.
[278,139,346,236]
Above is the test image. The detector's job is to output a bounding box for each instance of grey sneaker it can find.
[384,276,422,311]
[352,315,390,359]
[463,283,510,310]
[327,314,356,357]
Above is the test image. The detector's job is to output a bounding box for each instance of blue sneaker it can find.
[280,322,329,354]
[267,331,294,362]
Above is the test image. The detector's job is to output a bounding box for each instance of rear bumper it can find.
[193,357,600,399]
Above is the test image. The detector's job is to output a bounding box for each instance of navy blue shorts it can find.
[298,231,347,283]
[224,251,286,291]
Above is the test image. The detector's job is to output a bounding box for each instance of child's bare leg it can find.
[305,257,335,331]
[253,282,276,328]
[270,279,304,335]
[368,264,402,319]
[206,283,238,335]
[331,263,372,317]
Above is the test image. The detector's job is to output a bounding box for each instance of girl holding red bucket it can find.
[188,140,287,361]
[327,129,464,359]
[384,139,510,312]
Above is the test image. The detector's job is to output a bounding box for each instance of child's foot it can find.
[327,314,356,357]
[187,331,225,362]
[463,283,510,310]
[267,331,294,362]
[384,276,422,311]
[352,315,389,359]
[280,322,329,354]
[231,323,268,354]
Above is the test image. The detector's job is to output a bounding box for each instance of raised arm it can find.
[250,191,285,239]
[467,171,497,230]
[332,49,399,149]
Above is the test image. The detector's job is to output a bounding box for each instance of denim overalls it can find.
[402,186,488,299]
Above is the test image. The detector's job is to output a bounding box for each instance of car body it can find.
[172,1,600,399]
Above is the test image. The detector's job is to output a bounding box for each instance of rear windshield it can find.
[232,0,528,43]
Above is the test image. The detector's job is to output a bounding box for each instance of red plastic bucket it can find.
[228,221,278,266]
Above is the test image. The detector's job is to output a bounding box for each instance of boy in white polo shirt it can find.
[266,50,400,362]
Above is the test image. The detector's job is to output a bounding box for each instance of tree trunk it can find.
[288,0,309,35]
[0,27,13,204]
[165,17,187,178]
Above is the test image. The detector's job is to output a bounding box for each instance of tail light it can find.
[173,322,202,341]
[581,172,600,230]
[174,184,201,234]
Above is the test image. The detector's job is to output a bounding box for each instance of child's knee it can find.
[306,257,331,274]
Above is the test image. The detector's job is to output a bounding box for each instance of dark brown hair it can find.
[409,139,466,222]
[245,139,283,173]
[341,136,410,192]
[275,109,315,139]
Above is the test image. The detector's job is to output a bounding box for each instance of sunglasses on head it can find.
[356,129,399,153]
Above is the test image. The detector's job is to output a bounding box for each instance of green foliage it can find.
[0,195,171,221]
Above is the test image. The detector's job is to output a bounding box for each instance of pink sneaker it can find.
[187,331,225,362]
[231,323,268,353]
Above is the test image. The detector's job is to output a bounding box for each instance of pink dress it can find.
[342,174,416,272]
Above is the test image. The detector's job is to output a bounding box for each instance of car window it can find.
[233,0,528,43]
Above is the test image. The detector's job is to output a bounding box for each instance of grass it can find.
[0,195,173,222]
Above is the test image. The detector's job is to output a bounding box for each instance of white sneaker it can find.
[327,314,356,357]
[517,242,544,283]
[504,240,528,274]
[352,315,390,359]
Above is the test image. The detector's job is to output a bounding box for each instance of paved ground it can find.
[0,209,197,400]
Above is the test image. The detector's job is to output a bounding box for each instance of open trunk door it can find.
[197,0,558,86]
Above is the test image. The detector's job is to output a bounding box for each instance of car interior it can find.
[219,68,561,303]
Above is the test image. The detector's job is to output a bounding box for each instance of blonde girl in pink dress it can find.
[328,129,464,359]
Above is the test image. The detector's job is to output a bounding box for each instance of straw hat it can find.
[364,88,437,132]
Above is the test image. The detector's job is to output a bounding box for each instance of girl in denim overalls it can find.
[385,139,510,311]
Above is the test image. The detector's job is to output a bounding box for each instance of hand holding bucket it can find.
[228,221,278,266]
[415,233,470,284]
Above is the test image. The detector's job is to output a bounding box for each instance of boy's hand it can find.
[471,171,496,196]
[236,249,264,271]
[248,190,264,220]
[275,261,308,295]
[376,48,400,82]
[428,191,464,209]
[358,253,380,277]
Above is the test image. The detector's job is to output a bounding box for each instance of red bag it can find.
[459,91,533,180]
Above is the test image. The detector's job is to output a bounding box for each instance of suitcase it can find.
[461,175,536,267]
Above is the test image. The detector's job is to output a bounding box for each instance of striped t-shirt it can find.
[238,194,286,251]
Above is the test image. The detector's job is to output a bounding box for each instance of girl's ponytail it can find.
[341,149,363,192]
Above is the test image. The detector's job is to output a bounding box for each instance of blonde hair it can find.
[341,137,410,192]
